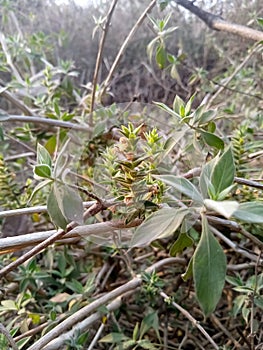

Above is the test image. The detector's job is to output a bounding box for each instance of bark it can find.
[173,0,263,42]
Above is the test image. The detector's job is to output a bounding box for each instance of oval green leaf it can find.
[131,208,189,247]
[232,201,263,223]
[200,131,224,150]
[193,215,226,317]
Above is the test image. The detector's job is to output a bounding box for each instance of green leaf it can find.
[211,146,235,197]
[199,156,218,198]
[54,100,61,117]
[156,45,166,69]
[47,185,68,229]
[154,101,181,120]
[200,131,224,150]
[17,336,31,349]
[181,257,193,281]
[257,17,263,28]
[173,95,185,115]
[0,126,3,141]
[170,232,194,256]
[193,215,226,317]
[37,143,52,167]
[133,322,139,341]
[34,164,52,179]
[197,109,217,126]
[131,208,189,247]
[53,182,84,225]
[155,174,203,205]
[207,121,216,133]
[204,199,239,219]
[139,311,160,340]
[27,179,53,203]
[232,201,263,223]
[99,333,130,343]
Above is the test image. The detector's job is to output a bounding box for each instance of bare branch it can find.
[172,0,263,42]
[160,291,219,350]
[2,115,90,131]
[101,0,157,95]
[0,219,142,255]
[90,0,118,115]
[0,85,34,115]
[0,323,19,350]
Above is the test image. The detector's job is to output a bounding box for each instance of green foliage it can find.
[193,215,227,317]
[226,272,263,324]
[0,1,263,348]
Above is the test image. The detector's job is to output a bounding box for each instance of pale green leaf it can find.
[193,215,226,317]
[155,174,203,204]
[153,101,181,120]
[199,156,219,198]
[211,146,235,197]
[232,201,263,223]
[47,186,68,229]
[27,179,53,203]
[37,143,52,167]
[204,199,239,219]
[53,182,84,225]
[130,208,188,247]
[99,333,130,343]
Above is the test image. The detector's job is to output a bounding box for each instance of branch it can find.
[2,115,90,131]
[0,219,142,255]
[0,202,105,277]
[0,86,34,115]
[0,323,19,350]
[27,257,186,350]
[160,291,219,350]
[101,0,156,95]
[90,0,118,115]
[172,0,263,42]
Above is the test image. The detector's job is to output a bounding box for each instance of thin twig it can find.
[207,216,263,249]
[210,226,263,264]
[0,201,95,219]
[0,85,34,115]
[209,314,241,348]
[90,0,118,116]
[0,32,24,84]
[0,323,19,350]
[87,322,106,350]
[206,44,260,108]
[101,0,156,96]
[159,291,219,350]
[3,115,90,131]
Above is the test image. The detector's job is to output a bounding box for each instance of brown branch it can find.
[172,0,263,42]
[0,86,34,115]
[90,0,118,116]
[101,0,156,96]
[0,219,142,255]
[0,202,105,278]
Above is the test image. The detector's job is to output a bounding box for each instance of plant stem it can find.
[90,0,119,117]
[101,0,157,96]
